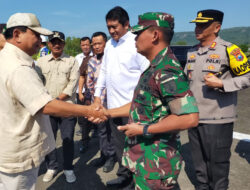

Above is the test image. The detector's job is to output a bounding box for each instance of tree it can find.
[64,37,82,56]
[175,41,187,45]
[238,44,249,53]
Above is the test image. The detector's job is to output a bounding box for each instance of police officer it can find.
[185,9,250,190]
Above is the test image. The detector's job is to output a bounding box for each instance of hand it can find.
[87,104,109,123]
[87,104,108,123]
[79,93,85,102]
[204,74,223,88]
[117,122,143,137]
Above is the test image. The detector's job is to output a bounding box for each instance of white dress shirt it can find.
[94,31,149,109]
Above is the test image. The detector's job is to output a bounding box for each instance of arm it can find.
[94,52,107,98]
[41,99,106,120]
[61,58,79,98]
[118,113,198,137]
[78,75,85,102]
[107,102,131,118]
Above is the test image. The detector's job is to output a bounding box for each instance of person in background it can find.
[0,24,6,50]
[84,31,116,173]
[36,31,78,183]
[185,9,250,190]
[36,35,50,59]
[93,6,150,189]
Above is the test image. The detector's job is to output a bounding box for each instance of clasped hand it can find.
[87,102,109,124]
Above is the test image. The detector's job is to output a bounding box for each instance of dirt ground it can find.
[36,88,250,190]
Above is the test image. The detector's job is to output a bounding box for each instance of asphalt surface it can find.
[36,88,250,190]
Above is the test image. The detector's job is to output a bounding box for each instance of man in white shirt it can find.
[94,6,149,189]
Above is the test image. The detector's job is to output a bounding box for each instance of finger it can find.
[118,125,127,131]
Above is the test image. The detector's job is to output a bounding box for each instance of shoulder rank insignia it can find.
[209,42,217,49]
[227,44,249,76]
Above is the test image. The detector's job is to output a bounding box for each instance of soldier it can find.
[107,12,199,189]
[185,9,250,190]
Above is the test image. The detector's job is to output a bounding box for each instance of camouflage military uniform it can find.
[122,47,199,190]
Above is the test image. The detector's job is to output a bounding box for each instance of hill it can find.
[172,26,250,46]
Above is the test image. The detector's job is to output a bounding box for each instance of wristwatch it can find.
[143,124,153,138]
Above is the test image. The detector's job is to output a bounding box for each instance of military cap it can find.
[48,31,65,42]
[130,12,174,34]
[6,13,52,36]
[190,9,224,24]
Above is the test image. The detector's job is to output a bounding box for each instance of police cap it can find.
[190,9,224,24]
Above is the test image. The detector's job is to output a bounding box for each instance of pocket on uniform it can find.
[186,63,195,81]
[202,63,221,74]
[139,145,182,180]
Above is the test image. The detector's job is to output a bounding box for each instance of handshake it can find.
[85,99,110,124]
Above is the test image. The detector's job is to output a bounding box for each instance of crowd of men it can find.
[0,5,249,190]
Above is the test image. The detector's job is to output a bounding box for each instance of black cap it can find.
[190,9,224,24]
[48,31,65,42]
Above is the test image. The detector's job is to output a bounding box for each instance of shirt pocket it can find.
[186,63,195,81]
[58,65,71,79]
[202,63,221,75]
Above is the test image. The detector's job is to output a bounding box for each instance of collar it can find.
[48,53,66,62]
[151,47,169,66]
[197,36,221,54]
[4,42,34,67]
[111,31,130,45]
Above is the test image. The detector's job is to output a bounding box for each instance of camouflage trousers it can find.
[133,174,179,190]
[133,150,182,190]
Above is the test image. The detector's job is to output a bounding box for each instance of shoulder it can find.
[75,53,83,58]
[217,37,232,47]
[37,54,51,64]
[226,43,249,76]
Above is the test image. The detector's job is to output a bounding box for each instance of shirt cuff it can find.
[27,93,53,116]
[169,96,199,115]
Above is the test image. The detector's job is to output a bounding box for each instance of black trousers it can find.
[188,123,234,190]
[97,120,115,158]
[76,94,93,145]
[45,116,77,170]
[110,117,134,190]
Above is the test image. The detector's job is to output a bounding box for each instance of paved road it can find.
[36,88,250,190]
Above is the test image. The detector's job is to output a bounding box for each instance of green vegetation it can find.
[64,37,82,57]
[34,27,250,58]
[172,26,250,47]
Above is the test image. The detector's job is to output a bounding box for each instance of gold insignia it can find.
[208,65,215,70]
[209,42,217,49]
[209,54,220,59]
[198,12,202,18]
[189,54,196,59]
[54,32,60,38]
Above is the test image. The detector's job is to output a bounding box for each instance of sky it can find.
[1,0,250,38]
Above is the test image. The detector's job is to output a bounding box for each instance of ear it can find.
[214,23,221,34]
[151,29,160,43]
[48,42,52,49]
[12,28,22,43]
[124,21,130,30]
